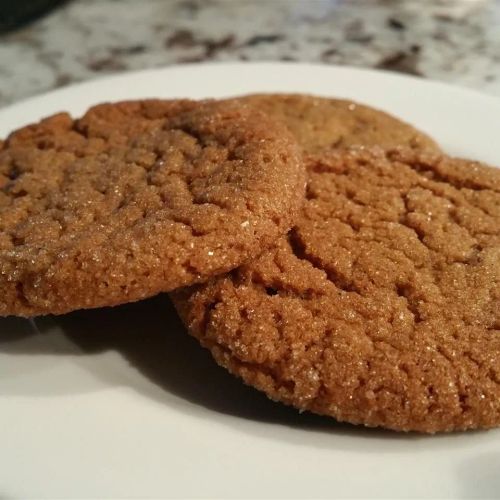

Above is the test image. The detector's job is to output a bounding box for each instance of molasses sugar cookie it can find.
[173,147,500,433]
[232,94,440,153]
[0,100,304,316]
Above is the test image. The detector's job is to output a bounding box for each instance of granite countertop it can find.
[1,0,500,107]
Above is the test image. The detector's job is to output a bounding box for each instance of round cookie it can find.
[172,147,500,433]
[0,99,305,317]
[230,93,440,153]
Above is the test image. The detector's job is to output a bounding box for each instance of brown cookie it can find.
[230,93,440,153]
[0,99,305,317]
[172,148,500,433]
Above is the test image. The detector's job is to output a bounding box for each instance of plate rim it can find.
[2,61,500,115]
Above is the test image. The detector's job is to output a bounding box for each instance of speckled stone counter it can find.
[1,0,500,107]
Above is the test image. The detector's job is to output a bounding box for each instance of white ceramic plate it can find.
[0,63,499,500]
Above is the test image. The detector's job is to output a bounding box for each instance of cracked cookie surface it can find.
[230,93,440,154]
[0,99,304,316]
[172,147,500,433]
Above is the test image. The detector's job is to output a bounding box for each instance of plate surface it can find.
[0,63,499,499]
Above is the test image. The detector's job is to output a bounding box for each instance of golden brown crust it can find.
[172,147,500,433]
[0,99,305,317]
[229,93,440,154]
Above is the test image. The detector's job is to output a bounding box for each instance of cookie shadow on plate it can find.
[0,296,478,443]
